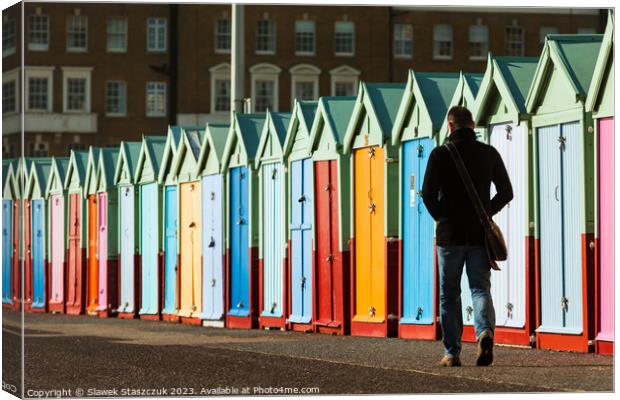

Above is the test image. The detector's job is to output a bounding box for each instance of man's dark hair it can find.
[447,106,474,129]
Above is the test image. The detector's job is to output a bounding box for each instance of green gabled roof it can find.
[66,150,89,188]
[99,147,119,189]
[322,96,357,145]
[124,141,142,176]
[195,123,230,176]
[495,57,540,113]
[45,157,70,196]
[416,72,461,129]
[550,34,604,96]
[144,135,167,175]
[3,159,14,190]
[270,112,292,147]
[183,126,206,161]
[586,11,614,113]
[299,101,318,130]
[236,113,266,160]
[364,83,406,135]
[2,160,16,199]
[463,73,483,97]
[28,158,53,199]
[283,100,318,157]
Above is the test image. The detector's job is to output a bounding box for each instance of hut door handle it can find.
[323,184,330,192]
[211,279,216,287]
[301,276,306,289]
[465,306,473,321]
[298,195,306,203]
[554,186,560,202]
[416,307,423,320]
[368,148,375,158]
[506,302,513,319]
[208,237,215,248]
[368,202,376,214]
[558,136,566,151]
[368,305,376,317]
[560,296,568,311]
[210,192,215,200]
[325,254,333,262]
[236,218,244,225]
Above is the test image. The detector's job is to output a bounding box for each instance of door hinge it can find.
[368,305,376,317]
[506,302,513,319]
[505,125,513,141]
[558,136,566,151]
[368,202,376,214]
[368,147,375,158]
[417,145,424,158]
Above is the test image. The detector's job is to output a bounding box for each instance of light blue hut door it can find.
[31,199,45,308]
[3,200,12,304]
[140,183,159,315]
[289,158,313,323]
[119,186,135,313]
[201,174,224,320]
[163,185,178,314]
[261,163,284,317]
[229,167,249,316]
[402,138,435,324]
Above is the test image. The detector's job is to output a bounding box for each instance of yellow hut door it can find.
[354,146,385,323]
[180,182,202,318]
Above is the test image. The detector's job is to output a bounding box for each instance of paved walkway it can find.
[2,310,613,396]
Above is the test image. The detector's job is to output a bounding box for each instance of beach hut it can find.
[114,141,142,319]
[45,157,70,313]
[307,96,356,335]
[169,126,206,325]
[466,55,540,346]
[134,135,167,320]
[158,126,186,322]
[282,100,318,332]
[438,71,483,144]
[2,161,19,308]
[63,150,89,315]
[195,123,230,327]
[221,112,265,329]
[525,33,603,353]
[24,158,52,312]
[585,12,614,355]
[83,146,101,315]
[342,82,406,337]
[255,110,292,330]
[391,70,460,340]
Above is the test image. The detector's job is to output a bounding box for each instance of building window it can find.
[26,67,54,112]
[146,82,166,117]
[295,20,315,55]
[539,26,558,49]
[147,18,167,52]
[433,24,453,60]
[505,25,524,56]
[106,81,126,116]
[334,81,355,96]
[67,14,88,51]
[254,81,275,112]
[28,15,49,51]
[250,63,280,112]
[329,65,360,96]
[215,18,231,53]
[3,142,17,159]
[2,80,17,114]
[256,19,276,54]
[210,63,231,115]
[107,17,127,52]
[294,81,315,101]
[469,25,488,60]
[29,140,49,157]
[3,18,16,57]
[290,64,320,107]
[62,67,91,113]
[334,21,354,56]
[393,24,413,58]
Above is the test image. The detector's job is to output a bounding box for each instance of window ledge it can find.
[256,50,276,55]
[393,54,413,59]
[433,55,453,61]
[335,52,354,57]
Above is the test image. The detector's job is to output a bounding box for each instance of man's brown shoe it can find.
[440,356,461,367]
[476,330,494,366]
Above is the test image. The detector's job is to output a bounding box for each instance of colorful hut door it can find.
[354,146,385,322]
[24,201,32,304]
[401,138,434,325]
[179,182,202,318]
[290,159,313,323]
[140,183,159,315]
[119,186,135,313]
[597,117,614,341]
[163,186,178,314]
[32,200,45,308]
[87,195,98,310]
[2,200,12,304]
[67,194,83,310]
[315,160,340,325]
[97,193,108,310]
[261,163,284,318]
[50,195,64,305]
[201,174,224,320]
[538,122,582,333]
[229,167,249,316]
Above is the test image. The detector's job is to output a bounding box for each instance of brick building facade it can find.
[1,3,606,157]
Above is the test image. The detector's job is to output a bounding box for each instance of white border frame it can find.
[25,66,54,113]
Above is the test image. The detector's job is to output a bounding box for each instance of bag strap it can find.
[444,142,492,230]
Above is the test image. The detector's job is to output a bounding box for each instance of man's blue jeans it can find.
[437,245,496,358]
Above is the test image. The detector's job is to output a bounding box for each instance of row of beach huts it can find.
[2,14,614,354]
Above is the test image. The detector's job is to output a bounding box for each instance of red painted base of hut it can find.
[225,247,259,330]
[258,258,288,330]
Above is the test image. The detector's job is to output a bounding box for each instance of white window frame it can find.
[25,66,54,113]
[393,24,413,59]
[505,24,524,56]
[329,65,360,97]
[106,17,128,53]
[66,14,88,52]
[209,63,231,115]
[295,20,316,56]
[249,63,281,112]
[289,64,321,107]
[145,81,167,117]
[147,18,167,52]
[433,24,453,60]
[62,66,92,113]
[3,16,16,57]
[105,80,127,117]
[28,14,49,51]
[2,68,20,114]
[256,19,276,55]
[468,25,488,61]
[334,21,355,57]
[214,18,231,54]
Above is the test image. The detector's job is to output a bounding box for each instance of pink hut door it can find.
[50,195,65,304]
[598,117,614,341]
[97,192,108,311]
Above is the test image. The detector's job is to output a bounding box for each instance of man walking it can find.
[421,106,513,367]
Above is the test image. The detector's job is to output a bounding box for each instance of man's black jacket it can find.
[421,127,513,246]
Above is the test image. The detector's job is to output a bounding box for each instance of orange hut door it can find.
[354,146,385,323]
[87,194,98,312]
[179,182,202,320]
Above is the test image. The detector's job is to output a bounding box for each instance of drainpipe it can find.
[169,4,178,124]
[232,5,245,114]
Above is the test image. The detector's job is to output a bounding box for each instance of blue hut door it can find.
[3,200,12,304]
[163,185,178,314]
[229,167,249,316]
[401,138,435,325]
[140,183,159,315]
[119,186,135,313]
[32,199,45,308]
[537,122,582,333]
[201,174,224,320]
[261,163,284,317]
[290,158,313,323]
